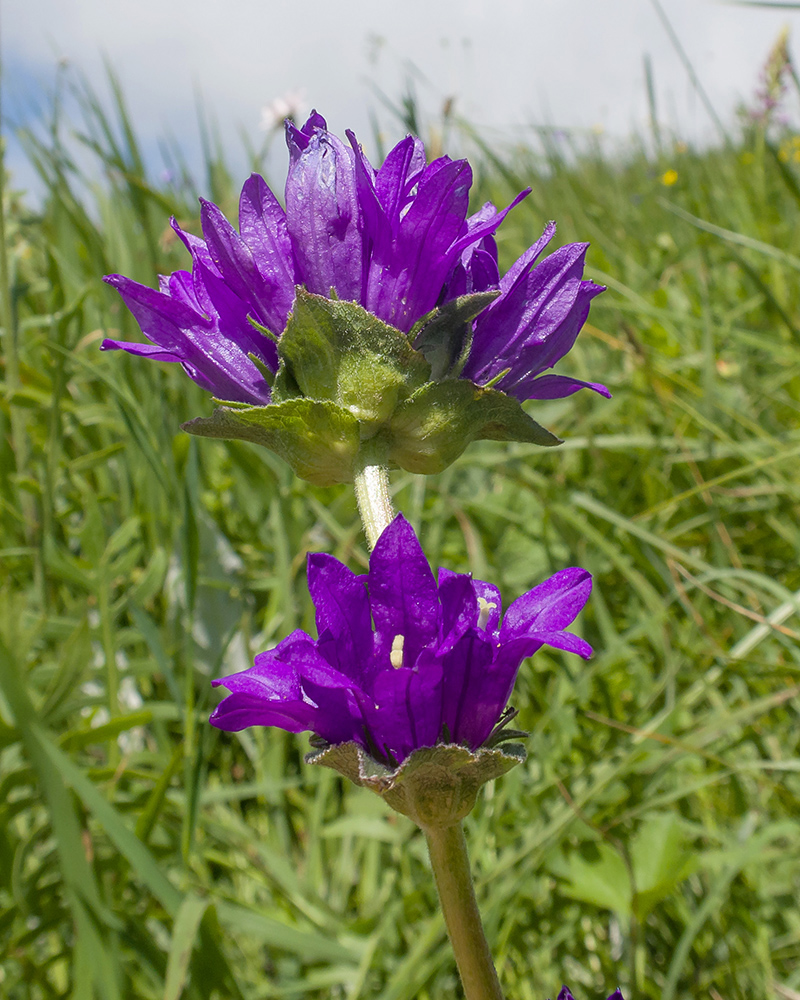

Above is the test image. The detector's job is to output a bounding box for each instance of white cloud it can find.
[6,0,800,190]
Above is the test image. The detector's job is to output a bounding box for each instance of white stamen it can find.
[390,634,405,669]
[477,598,497,631]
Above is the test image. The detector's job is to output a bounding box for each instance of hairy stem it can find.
[424,823,504,1000]
[353,437,394,550]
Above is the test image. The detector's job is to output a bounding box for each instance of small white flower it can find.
[260,89,307,131]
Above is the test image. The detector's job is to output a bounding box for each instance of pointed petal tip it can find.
[243,171,267,190]
[376,511,415,547]
[306,549,340,576]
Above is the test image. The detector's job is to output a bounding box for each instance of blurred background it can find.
[2,2,800,999]
[8,0,800,194]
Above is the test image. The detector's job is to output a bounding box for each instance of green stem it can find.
[424,823,504,1000]
[353,437,394,550]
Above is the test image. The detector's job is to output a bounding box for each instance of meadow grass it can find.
[1,73,799,1000]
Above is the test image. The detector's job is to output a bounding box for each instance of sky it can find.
[5,0,800,195]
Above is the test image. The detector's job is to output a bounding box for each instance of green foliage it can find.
[193,289,556,483]
[1,71,800,1000]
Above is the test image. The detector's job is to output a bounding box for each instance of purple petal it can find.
[511,373,611,401]
[202,189,293,340]
[210,691,317,733]
[449,188,530,257]
[168,270,203,312]
[191,258,277,372]
[525,629,593,659]
[238,174,296,300]
[212,630,365,744]
[461,634,542,747]
[306,553,373,678]
[365,660,443,761]
[366,158,472,331]
[285,128,363,302]
[300,676,365,745]
[466,242,589,382]
[346,129,390,274]
[437,569,479,650]
[210,631,311,729]
[170,218,220,278]
[284,111,328,155]
[101,339,183,364]
[103,274,271,404]
[503,279,605,390]
[439,628,495,745]
[444,240,501,300]
[368,515,440,669]
[375,135,426,224]
[498,221,556,296]
[472,578,502,636]
[557,989,576,1000]
[500,568,592,641]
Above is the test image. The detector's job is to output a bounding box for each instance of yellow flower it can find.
[661,169,679,186]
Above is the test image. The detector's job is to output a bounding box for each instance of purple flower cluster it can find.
[556,990,624,1000]
[102,112,607,406]
[210,515,591,765]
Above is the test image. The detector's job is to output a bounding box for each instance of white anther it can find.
[477,598,497,631]
[390,634,405,669]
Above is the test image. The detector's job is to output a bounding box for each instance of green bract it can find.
[306,741,527,830]
[183,289,560,486]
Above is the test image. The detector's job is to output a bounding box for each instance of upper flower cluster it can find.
[210,514,592,767]
[102,111,607,408]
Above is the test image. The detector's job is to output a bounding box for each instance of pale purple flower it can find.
[102,111,606,406]
[210,514,592,765]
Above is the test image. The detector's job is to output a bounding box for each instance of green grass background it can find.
[1,69,799,1000]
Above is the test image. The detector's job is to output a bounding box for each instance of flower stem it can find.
[424,823,505,1000]
[353,437,394,549]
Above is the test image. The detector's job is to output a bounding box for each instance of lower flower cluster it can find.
[211,515,592,767]
[556,990,624,1000]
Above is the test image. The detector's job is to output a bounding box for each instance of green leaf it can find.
[561,842,632,917]
[33,724,182,915]
[412,290,500,379]
[387,380,561,474]
[163,893,211,1000]
[276,289,431,429]
[135,742,184,844]
[182,398,361,486]
[630,812,695,921]
[0,641,118,926]
[215,900,360,963]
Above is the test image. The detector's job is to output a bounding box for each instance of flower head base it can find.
[307,740,526,829]
[103,112,607,484]
[210,514,592,823]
